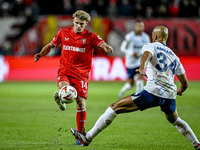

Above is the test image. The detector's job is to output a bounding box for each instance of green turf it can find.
[0,81,199,150]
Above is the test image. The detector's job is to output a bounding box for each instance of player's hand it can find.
[105,45,114,54]
[100,43,114,54]
[176,88,183,96]
[136,68,147,78]
[34,53,42,62]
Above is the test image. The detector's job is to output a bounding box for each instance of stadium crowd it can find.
[0,0,199,55]
[0,0,199,18]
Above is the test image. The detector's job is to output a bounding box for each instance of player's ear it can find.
[152,34,157,42]
[85,21,88,26]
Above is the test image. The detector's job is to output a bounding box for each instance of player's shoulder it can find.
[142,42,157,52]
[127,31,134,36]
[82,28,96,37]
[83,28,92,35]
[84,29,103,40]
[144,42,154,47]
[125,31,134,39]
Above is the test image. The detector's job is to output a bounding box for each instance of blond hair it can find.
[73,10,91,22]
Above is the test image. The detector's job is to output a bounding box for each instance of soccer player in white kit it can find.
[71,26,200,149]
[118,20,150,99]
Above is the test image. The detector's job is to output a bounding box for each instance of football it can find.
[59,85,77,104]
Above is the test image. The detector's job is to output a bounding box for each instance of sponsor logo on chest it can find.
[63,45,86,53]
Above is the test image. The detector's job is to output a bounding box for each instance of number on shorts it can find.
[80,81,87,89]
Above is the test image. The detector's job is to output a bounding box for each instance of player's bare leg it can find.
[76,96,86,145]
[165,111,200,149]
[71,96,139,146]
[110,95,139,113]
[54,81,69,111]
[58,81,69,88]
[118,78,134,99]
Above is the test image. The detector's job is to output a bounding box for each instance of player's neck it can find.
[155,39,167,45]
[135,31,142,35]
[73,28,84,34]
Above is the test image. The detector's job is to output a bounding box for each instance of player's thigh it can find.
[110,95,139,114]
[71,78,88,99]
[57,75,70,88]
[58,81,70,88]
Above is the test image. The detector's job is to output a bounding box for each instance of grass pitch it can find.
[0,81,200,150]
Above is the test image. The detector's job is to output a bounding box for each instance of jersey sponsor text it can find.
[63,45,86,52]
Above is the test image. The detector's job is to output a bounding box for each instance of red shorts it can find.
[57,75,88,99]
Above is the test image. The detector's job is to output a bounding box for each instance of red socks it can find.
[76,108,86,132]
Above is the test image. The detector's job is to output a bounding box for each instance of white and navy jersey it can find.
[120,31,150,69]
[142,42,185,99]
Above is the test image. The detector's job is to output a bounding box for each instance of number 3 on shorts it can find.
[80,81,88,89]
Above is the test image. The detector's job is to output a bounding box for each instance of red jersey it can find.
[51,27,104,79]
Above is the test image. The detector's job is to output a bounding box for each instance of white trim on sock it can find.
[76,108,86,112]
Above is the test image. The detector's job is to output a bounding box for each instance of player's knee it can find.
[109,103,115,109]
[165,111,178,123]
[171,117,186,127]
[109,102,118,112]
[58,81,69,89]
[76,96,86,109]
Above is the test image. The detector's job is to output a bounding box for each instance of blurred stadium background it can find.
[0,0,200,82]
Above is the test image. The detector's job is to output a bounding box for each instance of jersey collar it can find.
[159,42,166,46]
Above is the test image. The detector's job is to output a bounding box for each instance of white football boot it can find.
[54,91,66,111]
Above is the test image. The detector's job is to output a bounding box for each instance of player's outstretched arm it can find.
[176,73,189,96]
[34,43,54,62]
[136,51,152,78]
[100,43,114,54]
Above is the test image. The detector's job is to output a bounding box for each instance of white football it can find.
[59,85,77,104]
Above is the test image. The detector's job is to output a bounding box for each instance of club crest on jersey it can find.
[81,38,87,44]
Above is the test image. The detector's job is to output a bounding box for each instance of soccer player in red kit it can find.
[34,10,114,145]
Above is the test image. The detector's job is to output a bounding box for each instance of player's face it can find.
[73,17,88,33]
[134,22,144,35]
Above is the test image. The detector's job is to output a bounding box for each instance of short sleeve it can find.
[175,60,185,75]
[51,29,61,46]
[142,43,155,56]
[92,33,105,47]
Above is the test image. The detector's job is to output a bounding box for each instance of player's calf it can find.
[172,117,199,149]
